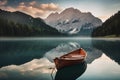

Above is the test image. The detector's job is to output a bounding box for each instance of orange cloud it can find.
[17,1,61,18]
[29,1,36,6]
[17,4,45,17]
[17,2,47,17]
[40,3,60,11]
[0,1,61,18]
[19,2,25,6]
[0,0,7,6]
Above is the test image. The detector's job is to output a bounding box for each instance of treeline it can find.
[0,18,60,37]
[92,11,120,37]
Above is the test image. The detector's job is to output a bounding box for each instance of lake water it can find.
[0,37,120,80]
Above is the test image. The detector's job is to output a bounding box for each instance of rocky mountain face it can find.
[45,8,102,36]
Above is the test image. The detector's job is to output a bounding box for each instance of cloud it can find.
[40,3,60,11]
[17,1,47,17]
[0,0,16,12]
[0,58,55,80]
[0,1,61,18]
[0,0,7,6]
[29,1,36,6]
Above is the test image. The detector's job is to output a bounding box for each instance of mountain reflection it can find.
[85,47,102,63]
[92,39,120,65]
[44,41,103,64]
[44,42,80,62]
[55,61,87,80]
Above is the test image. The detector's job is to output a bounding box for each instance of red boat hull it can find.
[54,48,87,70]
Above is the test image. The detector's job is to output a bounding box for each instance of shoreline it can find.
[0,37,120,41]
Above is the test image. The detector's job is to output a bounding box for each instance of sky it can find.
[0,0,120,22]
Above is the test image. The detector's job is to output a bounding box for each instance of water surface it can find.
[0,38,120,80]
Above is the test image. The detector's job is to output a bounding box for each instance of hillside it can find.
[92,11,120,37]
[0,9,61,37]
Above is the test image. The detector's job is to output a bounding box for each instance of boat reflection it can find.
[55,61,87,80]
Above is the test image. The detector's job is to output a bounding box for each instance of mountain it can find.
[0,9,61,37]
[92,11,120,37]
[45,7,102,36]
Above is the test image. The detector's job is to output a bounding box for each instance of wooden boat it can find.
[54,48,87,70]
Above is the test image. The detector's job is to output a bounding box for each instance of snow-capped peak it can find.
[45,7,102,35]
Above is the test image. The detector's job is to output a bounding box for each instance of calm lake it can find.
[0,37,120,80]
